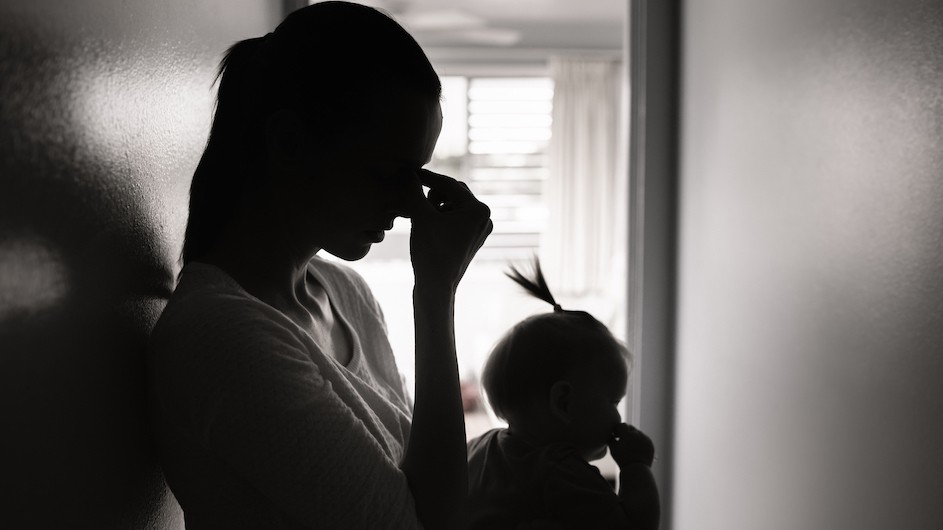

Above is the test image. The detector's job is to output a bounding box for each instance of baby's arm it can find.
[608,423,661,530]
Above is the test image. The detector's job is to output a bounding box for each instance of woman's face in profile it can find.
[288,93,443,261]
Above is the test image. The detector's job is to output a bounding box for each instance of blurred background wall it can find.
[673,1,943,529]
[0,1,280,527]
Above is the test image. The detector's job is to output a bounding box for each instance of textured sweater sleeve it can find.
[153,293,423,529]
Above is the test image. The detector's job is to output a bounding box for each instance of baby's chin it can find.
[580,443,609,462]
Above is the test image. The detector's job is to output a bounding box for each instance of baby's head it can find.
[481,259,631,461]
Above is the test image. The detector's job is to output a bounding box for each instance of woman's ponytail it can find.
[181,36,268,266]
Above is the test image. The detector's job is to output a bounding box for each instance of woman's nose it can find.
[384,170,424,219]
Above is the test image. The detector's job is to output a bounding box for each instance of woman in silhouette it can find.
[147,3,491,529]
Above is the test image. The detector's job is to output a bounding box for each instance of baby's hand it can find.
[607,423,655,469]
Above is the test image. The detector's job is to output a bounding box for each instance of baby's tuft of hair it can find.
[505,257,559,311]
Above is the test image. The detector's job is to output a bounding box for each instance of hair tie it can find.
[553,303,563,312]
[258,32,277,58]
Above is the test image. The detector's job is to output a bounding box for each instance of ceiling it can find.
[346,0,625,50]
[367,0,624,24]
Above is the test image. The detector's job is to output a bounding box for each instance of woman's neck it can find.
[199,199,317,312]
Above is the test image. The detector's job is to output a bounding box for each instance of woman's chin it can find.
[324,243,373,262]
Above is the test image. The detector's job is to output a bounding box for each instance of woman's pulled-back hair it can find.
[182,1,441,265]
[481,258,631,424]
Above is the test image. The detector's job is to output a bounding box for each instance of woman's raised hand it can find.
[406,169,493,291]
[399,169,490,528]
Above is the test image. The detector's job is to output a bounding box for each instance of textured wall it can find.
[0,1,280,527]
[674,1,943,529]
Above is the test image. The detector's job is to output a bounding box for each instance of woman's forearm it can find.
[402,284,468,530]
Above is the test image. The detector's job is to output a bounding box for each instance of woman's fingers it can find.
[411,169,490,220]
[417,168,465,190]
[418,169,476,205]
[407,168,492,290]
[399,172,437,218]
[399,169,473,218]
[427,187,450,211]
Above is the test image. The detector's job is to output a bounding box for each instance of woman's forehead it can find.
[362,95,442,166]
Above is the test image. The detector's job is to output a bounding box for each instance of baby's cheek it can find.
[585,443,609,462]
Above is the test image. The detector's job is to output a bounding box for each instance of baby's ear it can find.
[548,381,572,424]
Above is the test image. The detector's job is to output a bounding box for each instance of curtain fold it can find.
[542,56,624,298]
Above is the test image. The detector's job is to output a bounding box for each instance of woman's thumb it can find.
[400,174,437,220]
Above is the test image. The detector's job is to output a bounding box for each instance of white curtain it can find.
[542,56,625,298]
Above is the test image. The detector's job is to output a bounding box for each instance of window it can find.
[431,76,554,260]
[341,75,556,433]
[366,75,554,261]
[331,67,624,477]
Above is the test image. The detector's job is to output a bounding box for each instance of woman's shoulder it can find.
[151,262,301,353]
[161,262,267,318]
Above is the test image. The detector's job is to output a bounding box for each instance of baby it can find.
[467,259,660,530]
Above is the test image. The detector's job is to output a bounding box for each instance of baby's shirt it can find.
[467,428,623,530]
